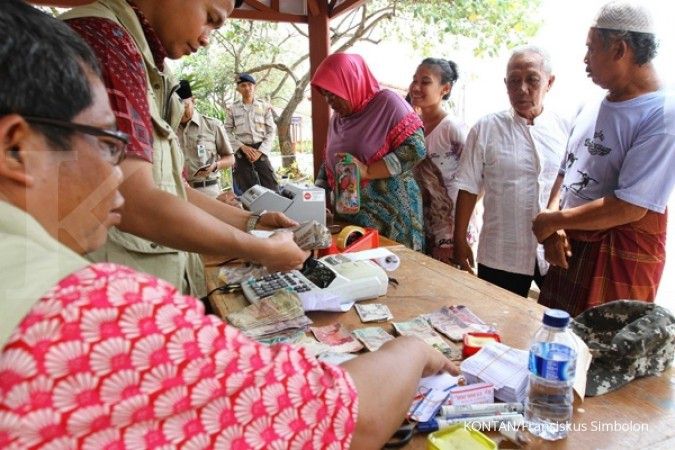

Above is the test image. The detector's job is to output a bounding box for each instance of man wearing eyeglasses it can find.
[52,0,307,297]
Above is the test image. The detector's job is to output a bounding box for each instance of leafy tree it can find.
[178,0,542,168]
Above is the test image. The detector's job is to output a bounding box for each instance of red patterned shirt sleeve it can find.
[0,263,358,449]
[67,18,154,163]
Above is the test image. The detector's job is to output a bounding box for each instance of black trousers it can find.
[478,262,545,298]
[233,142,279,194]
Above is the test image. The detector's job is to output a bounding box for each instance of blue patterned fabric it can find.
[337,128,426,251]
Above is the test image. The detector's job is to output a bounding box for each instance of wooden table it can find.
[207,245,675,449]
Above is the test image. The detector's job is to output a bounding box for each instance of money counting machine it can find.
[241,183,326,225]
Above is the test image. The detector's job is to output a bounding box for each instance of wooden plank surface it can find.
[206,245,675,449]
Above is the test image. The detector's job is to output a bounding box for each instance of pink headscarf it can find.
[311,53,422,188]
[311,53,380,113]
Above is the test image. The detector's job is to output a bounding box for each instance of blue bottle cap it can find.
[416,418,439,433]
[542,309,570,328]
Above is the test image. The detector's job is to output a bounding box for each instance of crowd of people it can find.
[1,0,673,448]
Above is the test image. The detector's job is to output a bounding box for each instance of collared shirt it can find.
[178,110,233,182]
[455,109,568,275]
[66,0,167,163]
[225,98,277,155]
[560,90,675,213]
[0,202,88,347]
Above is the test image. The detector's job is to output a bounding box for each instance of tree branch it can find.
[291,23,308,38]
[246,63,299,84]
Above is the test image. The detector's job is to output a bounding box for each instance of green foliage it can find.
[276,161,312,183]
[384,0,542,57]
[175,21,306,112]
[219,167,233,189]
[174,0,543,160]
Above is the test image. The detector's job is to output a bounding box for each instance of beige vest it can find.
[0,203,89,348]
[61,0,205,297]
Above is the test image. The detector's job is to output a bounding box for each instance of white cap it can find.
[592,1,655,34]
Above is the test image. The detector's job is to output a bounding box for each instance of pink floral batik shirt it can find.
[0,263,358,449]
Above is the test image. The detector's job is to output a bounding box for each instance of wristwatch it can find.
[246,210,266,232]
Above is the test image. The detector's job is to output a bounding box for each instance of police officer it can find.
[225,72,280,193]
[177,80,234,198]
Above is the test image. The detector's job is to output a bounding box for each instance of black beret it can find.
[176,79,193,99]
[235,0,245,7]
[236,72,256,84]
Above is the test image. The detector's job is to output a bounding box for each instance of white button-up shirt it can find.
[455,109,568,275]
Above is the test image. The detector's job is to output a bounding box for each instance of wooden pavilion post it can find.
[232,1,368,179]
[308,1,330,179]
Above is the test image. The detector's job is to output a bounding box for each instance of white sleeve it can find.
[453,123,484,195]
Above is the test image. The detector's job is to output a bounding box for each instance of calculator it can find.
[241,254,388,304]
[242,270,316,300]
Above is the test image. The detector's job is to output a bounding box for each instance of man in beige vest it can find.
[176,79,235,198]
[58,0,307,297]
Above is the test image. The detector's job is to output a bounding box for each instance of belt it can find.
[190,178,219,188]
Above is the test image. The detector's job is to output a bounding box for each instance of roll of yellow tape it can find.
[336,225,365,250]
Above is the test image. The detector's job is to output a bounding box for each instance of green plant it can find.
[276,161,312,183]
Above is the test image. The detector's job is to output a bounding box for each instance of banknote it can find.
[310,323,363,353]
[449,305,491,328]
[393,317,462,360]
[355,303,393,323]
[243,315,312,340]
[227,288,304,329]
[425,306,495,341]
[293,220,332,250]
[217,262,267,285]
[293,334,335,357]
[257,329,307,346]
[352,327,394,351]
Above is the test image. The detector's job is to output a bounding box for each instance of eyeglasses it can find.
[24,116,128,165]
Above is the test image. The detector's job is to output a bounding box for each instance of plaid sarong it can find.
[539,210,667,317]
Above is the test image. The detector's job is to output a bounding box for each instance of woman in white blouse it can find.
[409,58,478,265]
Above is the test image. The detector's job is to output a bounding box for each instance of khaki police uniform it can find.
[225,98,279,193]
[61,0,206,298]
[178,110,233,197]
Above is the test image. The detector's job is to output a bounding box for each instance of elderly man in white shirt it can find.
[453,46,569,298]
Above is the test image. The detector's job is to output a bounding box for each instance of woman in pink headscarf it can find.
[312,53,426,251]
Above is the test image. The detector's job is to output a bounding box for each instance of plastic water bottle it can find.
[334,154,360,215]
[525,309,577,441]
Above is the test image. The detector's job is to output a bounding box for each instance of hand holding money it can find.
[291,220,332,250]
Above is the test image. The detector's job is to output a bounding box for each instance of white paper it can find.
[572,332,592,402]
[408,373,462,422]
[298,290,354,312]
[419,372,462,391]
[343,248,401,271]
[460,342,530,403]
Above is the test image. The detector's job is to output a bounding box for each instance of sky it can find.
[356,0,674,124]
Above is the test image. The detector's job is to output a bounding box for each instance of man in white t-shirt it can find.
[453,46,568,298]
[533,1,675,316]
